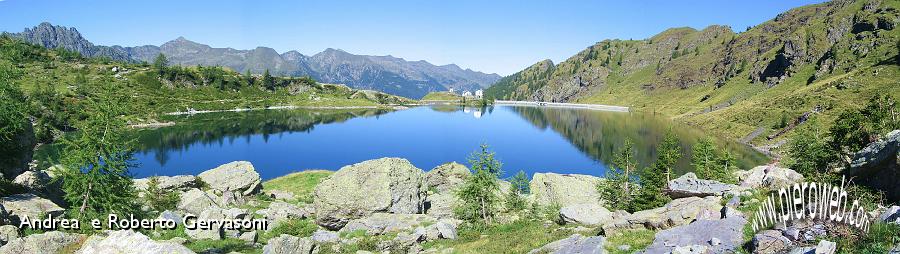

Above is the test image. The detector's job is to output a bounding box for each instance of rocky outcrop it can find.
[559,203,615,226]
[339,213,436,235]
[530,173,603,207]
[314,158,426,230]
[197,161,261,196]
[0,225,17,246]
[424,162,469,193]
[665,172,741,198]
[0,194,64,224]
[257,201,312,227]
[133,175,198,192]
[0,231,81,254]
[76,230,193,254]
[1,123,35,179]
[787,240,837,254]
[881,205,900,224]
[735,165,804,189]
[643,216,748,253]
[601,196,723,234]
[527,234,606,254]
[177,188,220,215]
[184,208,226,240]
[844,130,900,201]
[12,170,63,204]
[751,230,793,254]
[262,234,315,254]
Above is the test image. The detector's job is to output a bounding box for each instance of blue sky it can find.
[0,0,824,75]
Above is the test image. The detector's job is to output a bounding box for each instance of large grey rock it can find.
[735,165,804,189]
[643,216,747,254]
[602,196,723,234]
[528,234,606,254]
[311,230,339,243]
[185,208,225,240]
[425,192,458,219]
[0,225,17,245]
[559,203,615,226]
[881,205,900,224]
[11,171,63,205]
[665,172,741,198]
[198,161,261,196]
[425,162,470,193]
[339,213,436,235]
[314,158,426,230]
[259,201,311,227]
[0,231,80,254]
[134,175,198,192]
[848,130,900,173]
[750,230,792,254]
[0,193,64,224]
[433,221,458,240]
[177,188,220,215]
[262,234,315,254]
[76,230,194,254]
[530,173,603,207]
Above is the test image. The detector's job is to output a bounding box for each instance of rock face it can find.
[751,230,793,254]
[643,216,748,254]
[665,172,740,198]
[845,130,900,201]
[602,196,723,233]
[314,158,426,230]
[735,165,804,189]
[528,234,606,254]
[530,173,603,207]
[184,208,226,240]
[177,188,220,215]
[12,170,63,204]
[339,213,436,235]
[0,231,80,254]
[134,175,198,192]
[559,203,615,226]
[262,234,315,254]
[0,194,64,224]
[76,230,193,254]
[424,162,470,193]
[0,225,18,245]
[198,161,262,196]
[881,205,900,224]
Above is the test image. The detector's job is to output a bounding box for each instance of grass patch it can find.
[421,91,462,101]
[604,229,656,254]
[258,218,319,243]
[262,170,333,203]
[422,220,572,254]
[185,238,255,253]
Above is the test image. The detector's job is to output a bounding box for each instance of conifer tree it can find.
[455,144,502,224]
[505,170,530,211]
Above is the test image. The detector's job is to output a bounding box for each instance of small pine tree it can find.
[455,144,502,224]
[691,138,718,180]
[152,53,168,73]
[598,139,639,211]
[787,118,834,177]
[505,170,530,211]
[262,69,276,90]
[144,176,181,213]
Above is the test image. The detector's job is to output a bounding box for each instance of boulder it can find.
[750,230,792,254]
[314,158,426,230]
[530,173,603,207]
[601,196,723,234]
[177,188,220,215]
[11,171,63,205]
[339,213,436,235]
[0,225,18,245]
[433,221,458,240]
[262,234,315,254]
[559,203,615,226]
[0,193,64,224]
[643,216,747,254]
[735,165,804,189]
[527,234,606,254]
[665,172,741,198]
[259,201,311,226]
[880,205,900,224]
[311,230,339,243]
[185,208,225,240]
[134,175,198,192]
[157,210,183,225]
[264,190,296,201]
[76,230,193,254]
[0,231,80,254]
[198,161,262,196]
[425,192,458,219]
[844,130,900,201]
[239,231,257,243]
[424,162,470,193]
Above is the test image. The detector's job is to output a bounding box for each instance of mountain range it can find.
[6,22,500,99]
[486,0,899,143]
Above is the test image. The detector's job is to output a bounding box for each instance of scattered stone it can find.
[433,221,457,240]
[643,216,747,253]
[814,240,837,254]
[880,205,899,224]
[0,225,18,245]
[314,158,426,230]
[530,173,604,207]
[602,196,723,233]
[220,190,246,207]
[339,213,436,235]
[259,201,311,227]
[177,188,220,216]
[0,231,80,254]
[0,193,64,224]
[558,203,615,226]
[264,190,295,201]
[198,161,262,196]
[311,230,339,243]
[185,208,225,240]
[424,162,470,193]
[750,230,793,254]
[133,175,197,192]
[735,165,804,189]
[75,230,193,254]
[617,245,630,251]
[239,231,257,243]
[527,234,605,254]
[262,234,314,254]
[670,245,709,254]
[665,172,741,198]
[157,210,183,225]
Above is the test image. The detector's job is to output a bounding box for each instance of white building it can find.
[448,88,455,94]
[462,91,472,98]
[474,89,483,99]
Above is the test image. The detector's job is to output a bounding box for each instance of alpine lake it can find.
[39,105,769,180]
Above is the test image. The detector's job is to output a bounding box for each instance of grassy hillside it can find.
[486,0,900,149]
[421,91,463,101]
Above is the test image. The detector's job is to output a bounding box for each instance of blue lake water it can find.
[126,105,768,179]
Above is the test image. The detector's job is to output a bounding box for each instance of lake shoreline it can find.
[162,104,409,116]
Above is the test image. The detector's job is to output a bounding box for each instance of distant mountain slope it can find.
[7,22,500,99]
[486,0,900,144]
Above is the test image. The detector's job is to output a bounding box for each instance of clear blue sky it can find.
[0,0,824,75]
